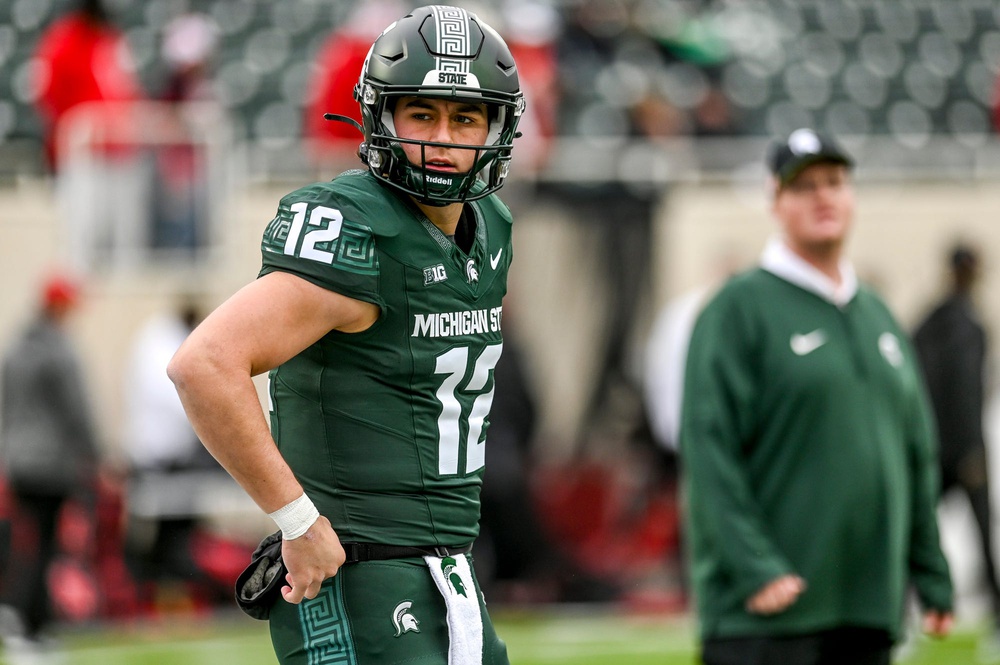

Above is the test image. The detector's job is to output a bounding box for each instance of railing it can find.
[54,100,236,273]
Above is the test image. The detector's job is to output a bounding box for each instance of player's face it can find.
[773,162,854,253]
[392,97,490,174]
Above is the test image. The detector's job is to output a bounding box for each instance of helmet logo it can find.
[439,72,466,85]
[425,174,452,186]
[421,70,482,89]
[363,84,377,105]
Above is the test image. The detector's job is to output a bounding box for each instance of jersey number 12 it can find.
[434,343,503,476]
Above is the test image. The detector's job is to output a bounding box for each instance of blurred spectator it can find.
[913,244,1000,648]
[303,0,408,172]
[644,249,744,452]
[644,287,712,455]
[541,0,683,435]
[32,0,142,170]
[150,13,221,254]
[641,256,743,611]
[32,0,148,272]
[159,13,219,105]
[500,1,561,178]
[0,274,100,641]
[122,297,220,589]
[993,72,1000,133]
[691,73,740,137]
[123,298,208,476]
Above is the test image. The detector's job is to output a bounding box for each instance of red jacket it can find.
[34,13,142,168]
[303,32,371,164]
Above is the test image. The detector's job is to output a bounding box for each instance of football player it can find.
[167,6,524,664]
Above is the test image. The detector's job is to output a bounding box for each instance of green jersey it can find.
[258,170,512,547]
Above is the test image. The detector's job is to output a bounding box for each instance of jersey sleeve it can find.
[258,185,385,310]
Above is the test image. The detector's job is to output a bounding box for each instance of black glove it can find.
[235,530,286,620]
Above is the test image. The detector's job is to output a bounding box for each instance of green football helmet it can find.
[354,5,525,205]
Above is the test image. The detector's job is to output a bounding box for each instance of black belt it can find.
[343,542,473,564]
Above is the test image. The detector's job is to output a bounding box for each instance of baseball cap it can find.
[768,128,853,185]
[950,244,978,271]
[42,274,80,310]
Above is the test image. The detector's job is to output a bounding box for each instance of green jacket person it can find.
[168,6,524,664]
[679,129,953,665]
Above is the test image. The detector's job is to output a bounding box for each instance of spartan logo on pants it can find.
[392,600,420,637]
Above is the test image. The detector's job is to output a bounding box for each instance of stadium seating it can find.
[714,0,997,142]
[0,0,997,178]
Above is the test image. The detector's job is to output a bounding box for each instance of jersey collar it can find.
[760,236,858,307]
[414,202,486,260]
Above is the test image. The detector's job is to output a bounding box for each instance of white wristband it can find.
[268,493,320,540]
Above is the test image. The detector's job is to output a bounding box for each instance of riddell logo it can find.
[438,72,467,85]
[426,175,451,185]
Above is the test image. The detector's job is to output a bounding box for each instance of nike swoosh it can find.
[490,248,503,270]
[790,329,827,356]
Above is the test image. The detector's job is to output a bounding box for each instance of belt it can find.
[342,542,473,564]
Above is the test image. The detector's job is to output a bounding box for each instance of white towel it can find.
[425,553,483,665]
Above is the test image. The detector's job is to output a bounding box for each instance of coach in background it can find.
[914,244,1000,652]
[679,129,953,665]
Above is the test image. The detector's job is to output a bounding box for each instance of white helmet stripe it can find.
[431,5,472,74]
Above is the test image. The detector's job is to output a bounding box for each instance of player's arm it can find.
[167,270,379,602]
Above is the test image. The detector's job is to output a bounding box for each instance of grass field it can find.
[0,607,990,665]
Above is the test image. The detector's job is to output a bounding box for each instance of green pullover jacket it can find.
[681,255,953,642]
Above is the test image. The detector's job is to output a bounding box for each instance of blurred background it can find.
[1,0,1000,658]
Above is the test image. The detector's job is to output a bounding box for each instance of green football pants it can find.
[269,554,509,665]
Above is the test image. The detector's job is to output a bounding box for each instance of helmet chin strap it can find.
[415,196,450,208]
[323,113,364,134]
[324,113,370,166]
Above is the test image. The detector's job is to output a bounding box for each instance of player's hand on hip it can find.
[746,574,807,615]
[280,516,346,604]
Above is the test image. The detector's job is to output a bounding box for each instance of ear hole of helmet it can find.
[374,94,395,138]
[485,105,504,147]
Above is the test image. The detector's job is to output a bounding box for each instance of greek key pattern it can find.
[299,578,358,665]
[333,224,377,274]
[432,5,471,73]
[261,206,292,253]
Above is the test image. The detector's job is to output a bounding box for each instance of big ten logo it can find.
[424,264,448,285]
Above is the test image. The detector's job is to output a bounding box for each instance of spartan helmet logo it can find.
[392,601,420,637]
[465,259,479,284]
[441,557,468,597]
